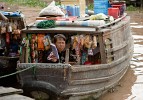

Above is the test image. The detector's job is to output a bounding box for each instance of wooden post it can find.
[65,49,69,63]
[98,34,107,64]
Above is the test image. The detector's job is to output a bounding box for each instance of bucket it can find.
[112,4,123,16]
[108,8,119,19]
[111,1,126,15]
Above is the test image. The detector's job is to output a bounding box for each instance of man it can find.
[43,34,66,63]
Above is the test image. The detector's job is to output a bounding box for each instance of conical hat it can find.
[39,1,65,17]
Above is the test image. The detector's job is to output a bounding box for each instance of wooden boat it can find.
[17,13,133,100]
[0,12,25,86]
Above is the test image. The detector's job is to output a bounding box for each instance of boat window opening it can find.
[0,18,23,57]
[21,33,101,65]
[104,37,114,63]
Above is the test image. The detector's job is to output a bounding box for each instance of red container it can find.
[112,4,122,16]
[108,8,119,19]
[36,16,77,21]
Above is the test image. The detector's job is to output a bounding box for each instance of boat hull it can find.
[17,15,133,99]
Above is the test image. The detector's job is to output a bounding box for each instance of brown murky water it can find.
[99,11,143,100]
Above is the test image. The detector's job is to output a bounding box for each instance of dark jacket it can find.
[43,48,66,63]
[0,38,6,49]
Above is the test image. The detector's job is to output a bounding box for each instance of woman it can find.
[43,34,66,63]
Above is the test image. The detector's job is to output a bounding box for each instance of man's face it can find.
[55,38,65,53]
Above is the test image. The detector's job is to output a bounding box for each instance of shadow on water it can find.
[99,67,136,100]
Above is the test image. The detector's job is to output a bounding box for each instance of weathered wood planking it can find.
[0,87,22,96]
[0,94,34,100]
[0,87,34,100]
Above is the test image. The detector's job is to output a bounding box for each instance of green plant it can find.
[126,5,138,11]
[0,0,47,8]
[88,4,94,10]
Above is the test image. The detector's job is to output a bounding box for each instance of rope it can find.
[0,65,36,79]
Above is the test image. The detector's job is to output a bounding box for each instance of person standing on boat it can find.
[43,34,66,63]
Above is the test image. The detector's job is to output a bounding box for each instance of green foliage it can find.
[126,5,138,11]
[88,4,94,10]
[0,0,47,8]
[36,20,56,28]
[55,1,61,6]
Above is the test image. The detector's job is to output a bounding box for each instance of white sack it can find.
[39,1,65,17]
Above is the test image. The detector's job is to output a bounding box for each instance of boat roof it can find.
[21,13,127,34]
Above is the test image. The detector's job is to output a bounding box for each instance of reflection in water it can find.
[133,35,143,39]
[133,44,143,54]
[126,34,143,100]
[131,62,143,69]
[130,23,138,25]
[135,56,143,61]
[133,35,143,44]
[130,25,143,28]
[127,84,143,100]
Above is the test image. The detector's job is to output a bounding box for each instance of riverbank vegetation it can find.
[0,0,48,7]
[0,0,140,11]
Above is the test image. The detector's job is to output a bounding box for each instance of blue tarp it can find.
[1,11,21,17]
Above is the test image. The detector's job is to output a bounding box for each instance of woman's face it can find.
[55,38,65,53]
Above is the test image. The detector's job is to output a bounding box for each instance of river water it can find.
[99,11,143,100]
